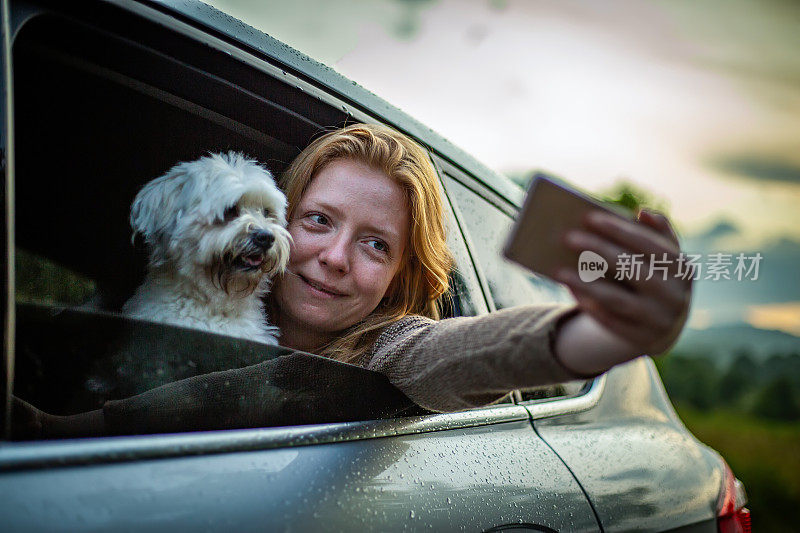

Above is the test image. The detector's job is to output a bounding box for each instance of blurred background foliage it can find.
[656,350,800,532]
[599,180,669,217]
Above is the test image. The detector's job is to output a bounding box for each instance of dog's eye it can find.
[262,208,271,218]
[223,205,239,222]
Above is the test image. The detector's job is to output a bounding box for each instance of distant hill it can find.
[673,323,800,367]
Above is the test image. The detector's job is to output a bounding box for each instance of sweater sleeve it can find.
[362,304,591,412]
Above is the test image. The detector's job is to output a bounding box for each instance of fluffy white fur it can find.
[122,152,291,344]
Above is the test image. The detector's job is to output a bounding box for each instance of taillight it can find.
[717,460,751,533]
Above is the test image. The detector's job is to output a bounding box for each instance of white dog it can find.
[122,152,291,344]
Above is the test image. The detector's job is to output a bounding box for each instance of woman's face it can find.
[274,158,410,347]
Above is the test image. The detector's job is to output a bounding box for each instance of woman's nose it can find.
[318,234,350,273]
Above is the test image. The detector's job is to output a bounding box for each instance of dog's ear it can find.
[130,165,193,265]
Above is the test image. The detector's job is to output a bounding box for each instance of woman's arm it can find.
[553,209,692,376]
[364,304,588,412]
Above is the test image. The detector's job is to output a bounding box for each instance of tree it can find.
[656,353,718,410]
[752,376,800,421]
[600,180,670,216]
[762,353,800,390]
[717,351,758,406]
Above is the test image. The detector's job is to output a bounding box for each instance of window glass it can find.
[14,304,423,433]
[441,199,483,318]
[443,176,573,310]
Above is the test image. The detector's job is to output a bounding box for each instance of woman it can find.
[266,123,690,412]
[12,123,690,436]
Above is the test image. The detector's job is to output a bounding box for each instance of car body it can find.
[0,0,748,531]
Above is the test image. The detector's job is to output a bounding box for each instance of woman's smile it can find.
[294,271,347,298]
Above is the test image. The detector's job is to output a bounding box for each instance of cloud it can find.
[698,219,740,240]
[711,154,800,184]
[690,237,800,312]
[746,301,800,337]
[683,218,740,251]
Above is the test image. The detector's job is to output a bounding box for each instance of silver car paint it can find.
[532,358,723,532]
[1,418,599,531]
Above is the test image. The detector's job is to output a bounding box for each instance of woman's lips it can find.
[299,275,346,297]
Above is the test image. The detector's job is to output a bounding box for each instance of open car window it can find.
[13,11,323,311]
[9,7,481,438]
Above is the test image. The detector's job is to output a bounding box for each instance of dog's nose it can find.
[252,229,274,249]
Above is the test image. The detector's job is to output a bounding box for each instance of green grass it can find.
[675,404,800,532]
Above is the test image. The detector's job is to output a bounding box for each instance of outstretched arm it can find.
[553,209,692,376]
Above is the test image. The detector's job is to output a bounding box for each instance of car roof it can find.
[134,0,524,208]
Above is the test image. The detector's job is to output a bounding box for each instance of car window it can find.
[440,192,484,319]
[9,12,442,439]
[441,172,587,401]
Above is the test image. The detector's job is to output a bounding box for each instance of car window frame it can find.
[1,0,14,440]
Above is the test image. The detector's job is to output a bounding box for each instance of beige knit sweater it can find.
[360,304,586,412]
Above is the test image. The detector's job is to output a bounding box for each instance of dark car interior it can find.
[14,12,344,308]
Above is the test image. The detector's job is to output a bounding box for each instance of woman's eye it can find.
[223,205,239,221]
[366,239,389,253]
[309,213,328,225]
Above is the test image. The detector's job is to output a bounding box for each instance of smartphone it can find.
[502,174,635,283]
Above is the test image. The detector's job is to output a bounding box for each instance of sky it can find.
[205,0,800,336]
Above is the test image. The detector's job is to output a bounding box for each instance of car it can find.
[0,0,751,531]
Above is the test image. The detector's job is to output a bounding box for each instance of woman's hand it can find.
[555,209,692,362]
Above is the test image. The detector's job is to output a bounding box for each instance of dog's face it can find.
[131,152,291,296]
